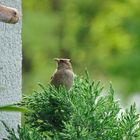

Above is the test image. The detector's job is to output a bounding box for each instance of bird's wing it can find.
[50,69,57,80]
[50,70,63,86]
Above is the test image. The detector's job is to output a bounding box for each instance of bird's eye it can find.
[60,60,65,63]
[13,11,17,16]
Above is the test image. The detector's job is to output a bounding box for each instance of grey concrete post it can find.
[0,0,22,139]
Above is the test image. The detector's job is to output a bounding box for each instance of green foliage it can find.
[118,103,140,140]
[0,105,29,112]
[20,75,140,139]
[23,84,72,132]
[2,122,45,140]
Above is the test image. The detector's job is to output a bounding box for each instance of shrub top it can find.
[4,73,140,140]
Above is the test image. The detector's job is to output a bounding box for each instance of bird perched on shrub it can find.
[50,58,74,90]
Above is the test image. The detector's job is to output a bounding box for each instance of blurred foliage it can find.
[22,0,140,95]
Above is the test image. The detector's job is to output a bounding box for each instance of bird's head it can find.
[54,58,73,70]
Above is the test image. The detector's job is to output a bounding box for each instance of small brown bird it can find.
[50,58,74,90]
[0,4,20,24]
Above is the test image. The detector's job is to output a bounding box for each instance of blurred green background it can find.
[22,0,140,97]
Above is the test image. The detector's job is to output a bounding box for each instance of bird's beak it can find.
[54,58,60,62]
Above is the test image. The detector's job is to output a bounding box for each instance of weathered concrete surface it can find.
[0,0,22,139]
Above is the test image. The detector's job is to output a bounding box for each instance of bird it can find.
[50,58,74,90]
[0,4,19,24]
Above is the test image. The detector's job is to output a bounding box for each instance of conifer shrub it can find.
[3,73,140,139]
[24,84,72,132]
[2,122,44,140]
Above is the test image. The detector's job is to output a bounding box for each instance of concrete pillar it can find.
[0,0,22,139]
